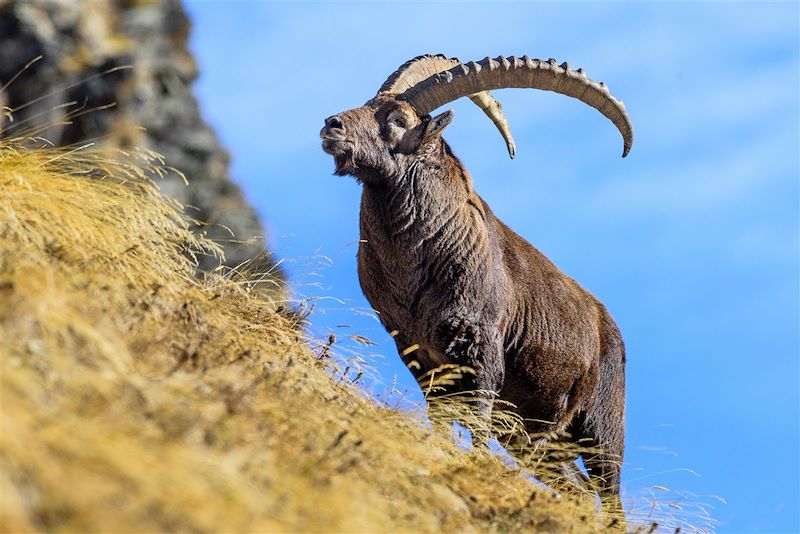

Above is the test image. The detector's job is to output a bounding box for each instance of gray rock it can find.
[0,0,280,282]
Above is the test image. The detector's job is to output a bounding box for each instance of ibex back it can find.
[320,55,632,513]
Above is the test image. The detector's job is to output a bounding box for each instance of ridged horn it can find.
[400,56,633,158]
[379,54,516,158]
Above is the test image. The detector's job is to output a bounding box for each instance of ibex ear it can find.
[422,110,454,141]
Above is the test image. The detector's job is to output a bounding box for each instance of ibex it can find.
[320,55,632,511]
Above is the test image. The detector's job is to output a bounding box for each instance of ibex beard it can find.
[321,55,632,517]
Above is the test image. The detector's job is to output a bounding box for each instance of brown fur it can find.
[321,95,626,511]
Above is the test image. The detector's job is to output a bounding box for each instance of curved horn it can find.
[400,56,633,158]
[378,54,459,95]
[379,55,516,158]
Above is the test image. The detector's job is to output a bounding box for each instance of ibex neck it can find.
[357,152,493,328]
[361,155,473,241]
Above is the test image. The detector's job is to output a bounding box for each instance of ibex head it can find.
[320,54,633,183]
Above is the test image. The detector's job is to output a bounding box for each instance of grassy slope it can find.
[0,142,610,533]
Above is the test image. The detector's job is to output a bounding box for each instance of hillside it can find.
[0,140,625,533]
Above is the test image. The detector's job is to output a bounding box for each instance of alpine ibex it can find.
[320,55,632,511]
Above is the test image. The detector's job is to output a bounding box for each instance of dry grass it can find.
[0,134,718,533]
[0,138,618,533]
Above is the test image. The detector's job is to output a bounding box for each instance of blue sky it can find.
[185,2,798,531]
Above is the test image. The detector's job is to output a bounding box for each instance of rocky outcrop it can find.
[0,0,277,276]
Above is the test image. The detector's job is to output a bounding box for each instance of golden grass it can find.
[0,135,719,533]
[0,138,616,533]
